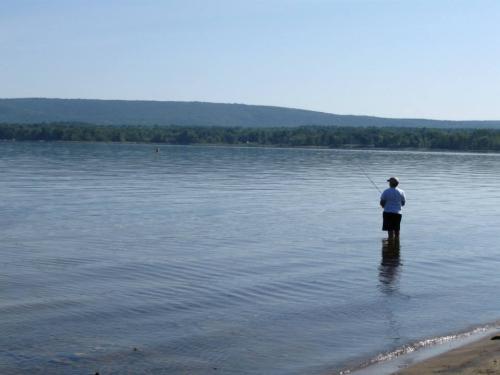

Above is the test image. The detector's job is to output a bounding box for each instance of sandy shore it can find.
[394,333,500,374]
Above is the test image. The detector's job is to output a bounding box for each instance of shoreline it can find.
[346,325,500,375]
[394,332,500,374]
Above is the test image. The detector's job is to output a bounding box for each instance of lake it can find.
[1,142,500,374]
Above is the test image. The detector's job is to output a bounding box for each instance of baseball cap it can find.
[387,177,399,183]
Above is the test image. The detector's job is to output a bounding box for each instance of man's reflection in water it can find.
[378,238,403,343]
[378,238,401,295]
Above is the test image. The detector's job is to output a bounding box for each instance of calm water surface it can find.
[1,142,500,374]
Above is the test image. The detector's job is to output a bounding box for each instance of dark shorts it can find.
[382,212,402,231]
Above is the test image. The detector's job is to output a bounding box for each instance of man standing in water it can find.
[380,177,406,239]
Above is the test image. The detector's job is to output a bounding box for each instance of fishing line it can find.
[358,165,382,194]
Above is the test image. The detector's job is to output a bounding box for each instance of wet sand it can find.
[394,333,500,374]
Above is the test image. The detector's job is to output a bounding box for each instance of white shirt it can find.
[380,187,406,214]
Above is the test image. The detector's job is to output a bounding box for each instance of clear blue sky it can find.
[1,0,499,120]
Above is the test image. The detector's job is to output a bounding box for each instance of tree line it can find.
[2,122,500,151]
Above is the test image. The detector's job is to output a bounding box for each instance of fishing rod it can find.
[358,165,382,194]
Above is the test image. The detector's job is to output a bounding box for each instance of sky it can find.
[1,0,500,120]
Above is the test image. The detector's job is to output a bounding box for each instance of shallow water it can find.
[1,142,500,374]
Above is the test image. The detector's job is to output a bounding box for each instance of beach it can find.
[395,334,500,374]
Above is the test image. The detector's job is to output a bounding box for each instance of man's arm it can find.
[380,199,386,208]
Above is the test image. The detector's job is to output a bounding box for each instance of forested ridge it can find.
[2,122,500,151]
[2,98,500,129]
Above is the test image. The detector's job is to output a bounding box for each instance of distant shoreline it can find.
[3,123,500,153]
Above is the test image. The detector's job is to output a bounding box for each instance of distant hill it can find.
[1,98,500,129]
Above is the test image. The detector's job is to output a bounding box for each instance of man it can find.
[380,177,406,239]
